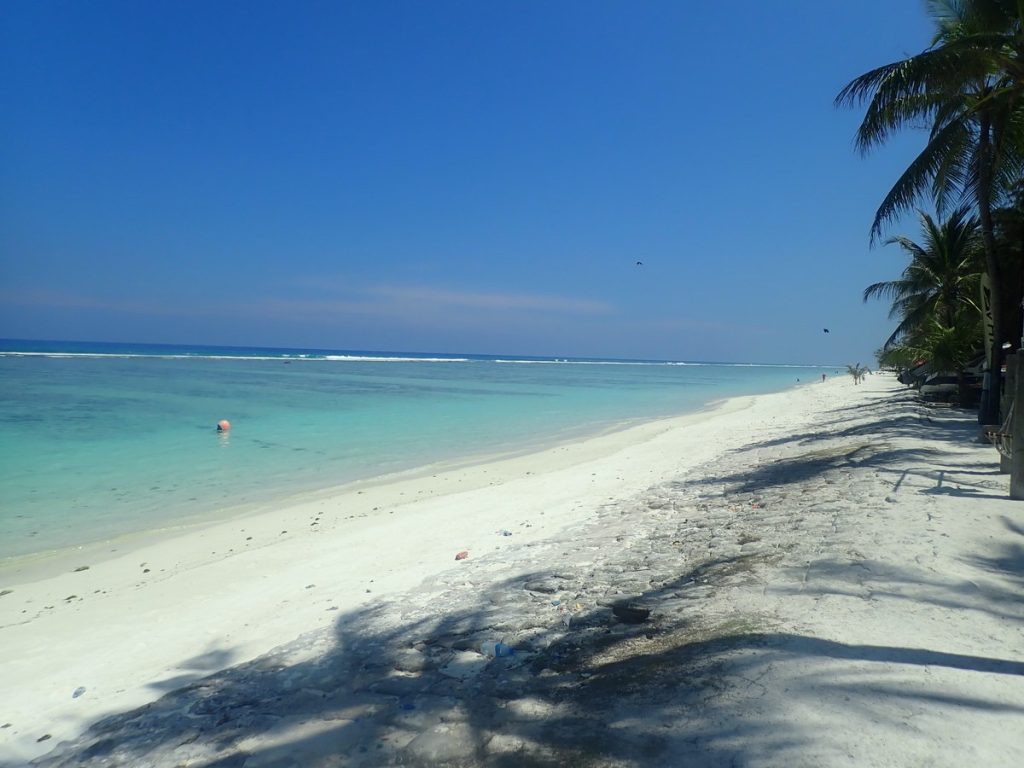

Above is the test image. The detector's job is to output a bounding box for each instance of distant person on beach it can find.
[821,373,826,383]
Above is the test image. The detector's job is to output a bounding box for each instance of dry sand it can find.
[1,373,1022,767]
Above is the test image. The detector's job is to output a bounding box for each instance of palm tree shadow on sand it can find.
[27,543,1024,767]
[23,382,1022,766]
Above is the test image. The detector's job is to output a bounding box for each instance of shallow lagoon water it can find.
[0,341,828,559]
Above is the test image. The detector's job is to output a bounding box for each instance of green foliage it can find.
[876,309,982,375]
[846,363,870,384]
[919,316,982,371]
[836,0,1024,239]
[876,345,923,369]
[839,0,1023,406]
[863,207,984,348]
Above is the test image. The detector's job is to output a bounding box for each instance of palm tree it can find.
[863,207,984,348]
[876,344,922,372]
[920,312,984,374]
[884,310,984,403]
[837,0,1024,423]
[846,363,870,384]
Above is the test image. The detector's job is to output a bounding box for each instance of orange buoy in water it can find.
[217,419,231,432]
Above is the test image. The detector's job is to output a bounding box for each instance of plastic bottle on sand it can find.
[480,641,514,658]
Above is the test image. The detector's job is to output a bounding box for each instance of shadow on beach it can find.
[737,389,981,453]
[709,396,1006,500]
[21,387,1024,768]
[23,551,1024,768]
[26,558,807,767]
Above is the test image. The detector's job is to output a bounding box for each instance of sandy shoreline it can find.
[0,395,738,585]
[0,388,775,763]
[4,374,1023,767]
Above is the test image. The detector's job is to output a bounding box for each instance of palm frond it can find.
[882,234,930,261]
[870,118,973,241]
[863,280,905,303]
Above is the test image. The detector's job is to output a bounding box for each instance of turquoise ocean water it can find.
[0,340,828,561]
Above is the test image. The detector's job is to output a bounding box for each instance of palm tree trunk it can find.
[977,109,1005,426]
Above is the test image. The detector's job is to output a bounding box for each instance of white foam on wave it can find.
[1,351,831,368]
[493,359,700,366]
[0,352,307,362]
[321,355,471,363]
[0,351,476,363]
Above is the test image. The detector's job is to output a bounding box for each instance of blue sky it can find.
[1,1,937,364]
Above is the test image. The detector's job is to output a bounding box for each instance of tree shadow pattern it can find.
[22,387,1022,768]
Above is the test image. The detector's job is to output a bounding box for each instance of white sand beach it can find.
[2,373,1022,767]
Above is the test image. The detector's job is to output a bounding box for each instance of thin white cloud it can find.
[1,282,615,321]
[0,290,225,317]
[633,315,777,336]
[365,284,614,315]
